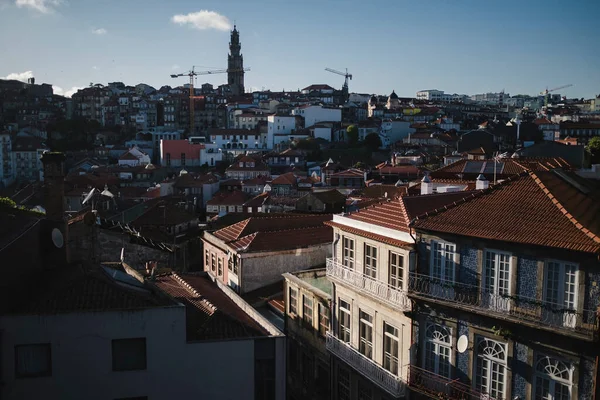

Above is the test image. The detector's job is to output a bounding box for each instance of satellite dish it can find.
[51,228,64,249]
[457,335,469,353]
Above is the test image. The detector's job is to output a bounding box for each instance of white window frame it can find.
[303,295,313,327]
[364,243,377,279]
[389,251,404,289]
[424,323,452,379]
[289,287,298,315]
[483,249,512,311]
[430,240,457,282]
[338,299,351,343]
[383,322,400,376]
[543,260,579,328]
[475,337,507,399]
[342,236,354,269]
[359,310,373,359]
[534,353,574,400]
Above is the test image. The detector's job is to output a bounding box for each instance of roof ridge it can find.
[411,172,527,224]
[171,273,217,312]
[529,171,600,247]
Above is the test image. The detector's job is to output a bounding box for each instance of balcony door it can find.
[543,261,578,329]
[482,250,511,312]
[342,237,355,269]
[429,241,456,299]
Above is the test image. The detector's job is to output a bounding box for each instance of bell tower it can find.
[227,25,245,96]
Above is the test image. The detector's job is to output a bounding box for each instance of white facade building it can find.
[292,105,342,127]
[267,115,297,149]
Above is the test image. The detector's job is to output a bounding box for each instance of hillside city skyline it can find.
[1,0,599,98]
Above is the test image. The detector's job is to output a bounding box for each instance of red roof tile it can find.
[325,221,412,249]
[161,140,205,160]
[154,273,268,340]
[430,157,571,180]
[272,172,297,186]
[229,225,332,253]
[206,190,251,206]
[413,171,600,253]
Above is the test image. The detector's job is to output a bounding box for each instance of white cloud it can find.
[52,85,82,97]
[171,10,232,31]
[15,0,63,14]
[92,28,107,35]
[1,70,34,82]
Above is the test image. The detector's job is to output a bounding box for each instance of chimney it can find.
[476,174,489,190]
[421,174,433,195]
[41,152,66,221]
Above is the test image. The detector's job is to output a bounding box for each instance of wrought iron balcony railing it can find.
[326,258,411,311]
[326,332,405,398]
[408,365,484,400]
[408,273,599,340]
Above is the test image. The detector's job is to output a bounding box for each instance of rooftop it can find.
[413,170,600,253]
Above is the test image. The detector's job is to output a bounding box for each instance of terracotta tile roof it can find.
[360,184,408,199]
[228,225,332,253]
[375,164,421,176]
[119,151,139,160]
[272,172,297,186]
[174,172,219,188]
[308,189,347,204]
[206,190,250,206]
[8,265,172,315]
[413,171,600,253]
[430,157,571,180]
[534,117,553,125]
[213,214,332,243]
[242,176,269,186]
[161,140,204,160]
[325,221,412,249]
[154,273,268,340]
[344,191,477,233]
[330,168,365,178]
[132,201,197,227]
[465,146,487,155]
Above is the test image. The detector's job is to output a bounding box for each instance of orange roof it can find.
[272,172,297,186]
[228,226,332,253]
[413,171,600,253]
[161,140,205,160]
[206,190,250,206]
[430,157,571,180]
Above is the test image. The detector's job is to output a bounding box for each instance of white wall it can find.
[1,304,286,400]
[292,106,341,127]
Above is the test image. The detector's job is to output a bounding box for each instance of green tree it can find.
[587,137,600,164]
[0,197,17,209]
[346,125,359,146]
[364,132,382,151]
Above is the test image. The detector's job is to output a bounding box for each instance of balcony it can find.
[326,332,405,398]
[408,273,599,341]
[326,258,411,311]
[408,365,483,400]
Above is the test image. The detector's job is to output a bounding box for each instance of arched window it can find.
[475,338,507,399]
[424,324,452,378]
[534,354,573,400]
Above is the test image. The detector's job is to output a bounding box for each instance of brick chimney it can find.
[41,152,66,221]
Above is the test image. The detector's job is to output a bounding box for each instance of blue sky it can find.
[0,0,598,98]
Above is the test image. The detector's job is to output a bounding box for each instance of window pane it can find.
[15,344,52,378]
[112,338,147,371]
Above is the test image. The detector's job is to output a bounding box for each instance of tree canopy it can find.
[346,125,359,146]
[364,132,382,151]
[586,136,600,164]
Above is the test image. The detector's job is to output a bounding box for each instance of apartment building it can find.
[283,269,331,400]
[409,169,600,400]
[324,191,476,399]
[12,135,47,182]
[0,131,14,186]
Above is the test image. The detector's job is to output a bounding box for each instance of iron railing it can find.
[408,365,485,400]
[326,258,411,311]
[326,332,406,397]
[408,273,599,340]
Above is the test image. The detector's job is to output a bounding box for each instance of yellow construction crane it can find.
[170,66,250,134]
[540,84,573,107]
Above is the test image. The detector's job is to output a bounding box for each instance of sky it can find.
[0,0,598,98]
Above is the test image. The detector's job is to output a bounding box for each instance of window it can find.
[424,324,452,378]
[338,299,351,343]
[358,380,373,400]
[316,361,330,397]
[303,295,313,327]
[364,244,377,278]
[217,258,223,276]
[211,253,216,272]
[205,250,209,269]
[430,241,456,282]
[228,257,233,272]
[544,260,578,328]
[483,250,512,311]
[383,323,400,375]
[289,287,298,314]
[166,153,171,166]
[338,366,351,400]
[181,152,186,166]
[389,252,404,289]
[342,237,354,268]
[359,310,373,359]
[14,344,51,378]
[534,354,573,400]
[318,303,329,337]
[475,337,507,399]
[112,338,147,371]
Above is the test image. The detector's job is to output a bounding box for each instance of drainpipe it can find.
[332,233,340,263]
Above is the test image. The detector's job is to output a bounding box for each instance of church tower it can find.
[227,25,245,96]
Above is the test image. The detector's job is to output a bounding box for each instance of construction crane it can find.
[540,84,573,107]
[325,67,352,94]
[170,66,250,134]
